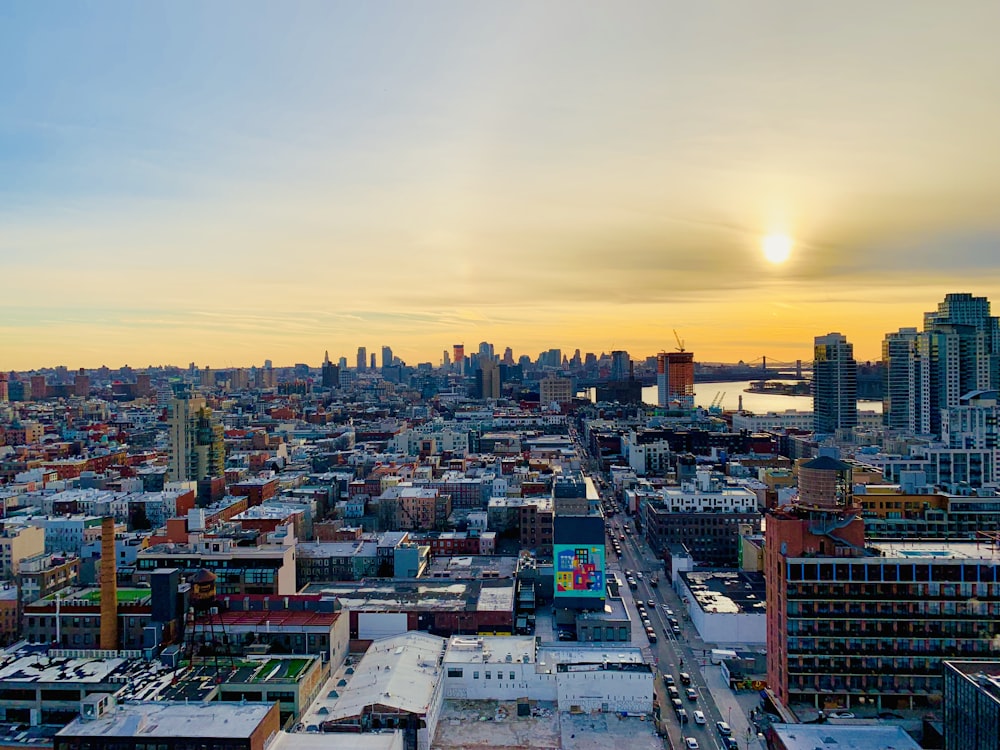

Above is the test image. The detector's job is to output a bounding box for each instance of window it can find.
[447,668,463,678]
[485,671,492,679]
[473,671,479,679]
[509,671,515,680]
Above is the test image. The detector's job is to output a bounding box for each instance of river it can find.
[586,380,883,414]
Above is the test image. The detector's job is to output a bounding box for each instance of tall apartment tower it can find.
[882,327,931,433]
[166,388,225,482]
[321,351,340,389]
[883,293,1000,437]
[656,351,695,409]
[610,350,630,381]
[478,355,501,400]
[381,345,393,368]
[356,347,367,371]
[453,344,465,376]
[812,332,857,434]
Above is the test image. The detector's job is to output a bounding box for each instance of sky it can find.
[4,2,1000,370]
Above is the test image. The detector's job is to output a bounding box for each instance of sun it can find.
[762,233,793,264]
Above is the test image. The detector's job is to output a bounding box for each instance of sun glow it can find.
[762,233,793,264]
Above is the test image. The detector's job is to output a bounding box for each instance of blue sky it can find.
[4,2,1000,368]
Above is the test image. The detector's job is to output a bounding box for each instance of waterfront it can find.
[642,380,882,414]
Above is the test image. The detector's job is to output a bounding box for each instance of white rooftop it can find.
[57,701,275,738]
[0,654,126,684]
[301,632,445,726]
[443,636,535,665]
[869,540,1000,561]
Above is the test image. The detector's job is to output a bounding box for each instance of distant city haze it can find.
[4,3,1000,368]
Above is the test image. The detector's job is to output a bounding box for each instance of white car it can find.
[693,710,706,724]
[684,738,699,749]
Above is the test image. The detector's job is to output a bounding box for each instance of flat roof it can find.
[218,610,341,630]
[536,644,649,673]
[300,579,515,613]
[424,555,519,580]
[57,701,275,739]
[0,654,127,684]
[271,731,403,750]
[945,660,1000,705]
[443,636,535,666]
[870,540,1000,560]
[679,571,766,615]
[770,723,921,750]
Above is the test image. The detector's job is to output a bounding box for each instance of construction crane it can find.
[673,329,685,352]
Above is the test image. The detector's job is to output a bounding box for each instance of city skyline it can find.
[4,3,1000,369]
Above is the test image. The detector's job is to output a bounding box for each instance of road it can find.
[607,515,736,750]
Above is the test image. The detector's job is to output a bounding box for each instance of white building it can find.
[300,632,446,750]
[622,430,671,476]
[441,636,653,713]
[658,472,758,513]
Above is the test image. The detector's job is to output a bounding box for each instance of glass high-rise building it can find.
[812,332,857,434]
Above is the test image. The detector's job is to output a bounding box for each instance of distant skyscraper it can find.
[477,355,501,400]
[884,294,1000,437]
[502,347,514,366]
[610,350,630,381]
[167,388,225,482]
[381,346,393,368]
[338,356,348,370]
[812,332,858,433]
[443,350,451,368]
[356,347,367,371]
[321,351,340,389]
[370,352,377,370]
[453,344,465,375]
[656,351,695,409]
[478,341,494,361]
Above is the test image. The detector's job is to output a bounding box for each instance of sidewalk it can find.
[702,664,766,749]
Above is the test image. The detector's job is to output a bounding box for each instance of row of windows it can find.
[788,562,998,583]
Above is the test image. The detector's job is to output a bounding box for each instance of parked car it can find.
[723,739,739,750]
[716,720,732,736]
[671,698,684,711]
[667,686,679,699]
[676,708,688,723]
[663,674,675,686]
[671,624,681,635]
[686,688,698,702]
[693,710,706,725]
[828,711,855,719]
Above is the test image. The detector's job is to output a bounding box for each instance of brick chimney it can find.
[99,517,118,650]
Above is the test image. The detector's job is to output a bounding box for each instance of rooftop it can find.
[300,578,515,613]
[57,700,276,739]
[945,660,1000,705]
[679,571,766,615]
[0,654,127,684]
[769,722,921,750]
[301,632,445,726]
[443,635,535,666]
[870,539,1000,560]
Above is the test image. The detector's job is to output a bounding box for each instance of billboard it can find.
[554,544,605,598]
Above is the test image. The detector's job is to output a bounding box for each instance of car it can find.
[668,616,679,626]
[671,698,683,710]
[667,686,680,699]
[663,674,675,686]
[716,720,732,736]
[647,599,656,607]
[662,605,673,615]
[679,672,691,685]
[723,739,739,750]
[878,711,903,720]
[684,737,699,749]
[646,631,657,643]
[671,624,681,635]
[693,710,706,724]
[676,708,688,723]
[636,572,643,579]
[828,711,855,719]
[686,688,698,702]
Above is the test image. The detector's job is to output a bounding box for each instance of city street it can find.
[607,510,765,750]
